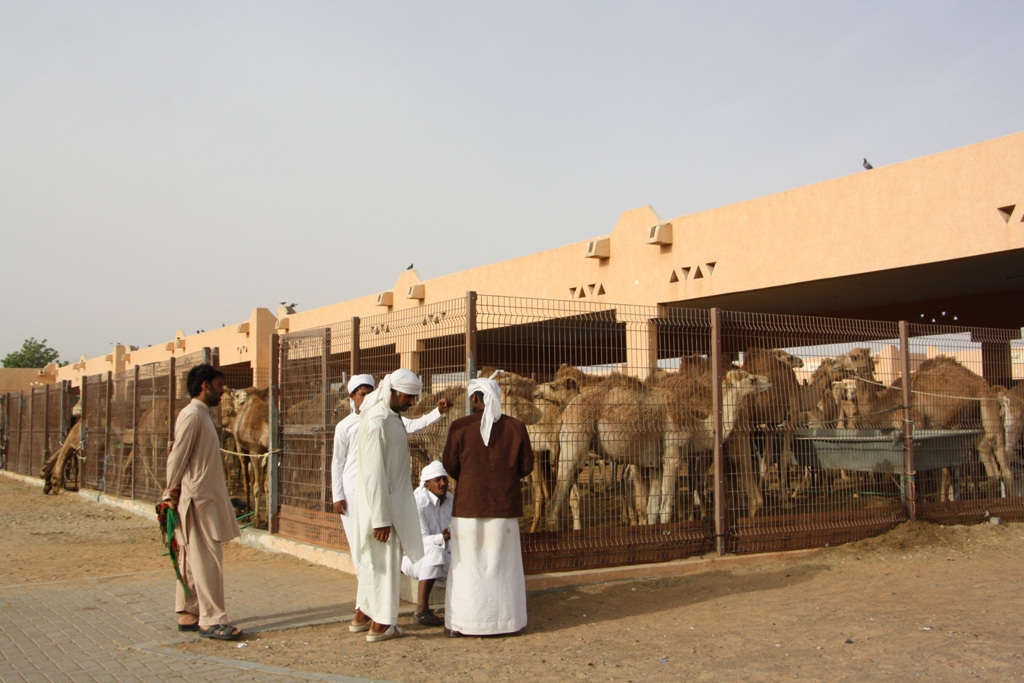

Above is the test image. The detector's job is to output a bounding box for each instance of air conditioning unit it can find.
[647,222,673,245]
[376,291,394,307]
[407,284,425,300]
[275,318,290,331]
[585,238,610,259]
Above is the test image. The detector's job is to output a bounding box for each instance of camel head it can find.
[771,348,805,369]
[831,378,857,402]
[533,376,580,406]
[722,369,772,398]
[830,348,875,380]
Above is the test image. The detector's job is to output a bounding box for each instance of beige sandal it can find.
[349,620,371,633]
[365,624,404,643]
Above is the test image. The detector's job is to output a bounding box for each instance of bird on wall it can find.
[407,263,414,270]
[280,302,297,314]
[863,158,874,170]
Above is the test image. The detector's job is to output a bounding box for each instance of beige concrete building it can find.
[36,129,1024,391]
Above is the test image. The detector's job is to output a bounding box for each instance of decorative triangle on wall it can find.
[669,270,679,283]
[997,205,1016,223]
[693,266,704,279]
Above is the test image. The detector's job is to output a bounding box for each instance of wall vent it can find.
[376,291,394,307]
[585,238,610,259]
[406,284,425,300]
[647,222,673,245]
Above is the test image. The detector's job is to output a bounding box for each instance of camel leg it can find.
[658,442,683,524]
[546,429,591,530]
[569,483,581,531]
[529,452,546,533]
[729,437,762,518]
[975,436,1002,498]
[631,466,648,525]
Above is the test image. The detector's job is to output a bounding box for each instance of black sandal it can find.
[198,624,243,640]
[414,608,444,627]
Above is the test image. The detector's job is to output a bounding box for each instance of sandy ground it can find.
[4,475,1024,682]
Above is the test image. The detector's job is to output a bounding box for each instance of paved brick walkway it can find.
[0,473,398,683]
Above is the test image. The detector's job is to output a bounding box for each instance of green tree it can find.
[2,337,66,368]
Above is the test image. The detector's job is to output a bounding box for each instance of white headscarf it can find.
[418,460,448,486]
[347,374,375,413]
[467,371,503,447]
[359,368,423,418]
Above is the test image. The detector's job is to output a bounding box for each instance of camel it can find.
[546,369,772,531]
[224,387,271,526]
[527,375,583,532]
[997,383,1024,464]
[41,419,82,494]
[848,352,1010,497]
[832,379,859,428]
[119,397,171,498]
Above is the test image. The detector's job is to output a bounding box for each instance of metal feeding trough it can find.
[794,429,983,473]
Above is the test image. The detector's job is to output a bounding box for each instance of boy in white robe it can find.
[401,460,452,626]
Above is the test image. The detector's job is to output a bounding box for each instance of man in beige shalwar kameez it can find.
[162,364,242,640]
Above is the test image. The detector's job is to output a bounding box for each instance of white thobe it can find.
[353,403,424,625]
[331,408,443,552]
[401,487,452,582]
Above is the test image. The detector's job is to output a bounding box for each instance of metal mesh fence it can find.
[717,311,908,554]
[906,324,1024,525]
[106,369,135,499]
[278,321,353,547]
[80,374,108,490]
[132,361,171,502]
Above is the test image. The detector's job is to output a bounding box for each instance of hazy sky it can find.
[2,1,1022,363]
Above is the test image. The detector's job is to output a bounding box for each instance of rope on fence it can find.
[220,448,280,461]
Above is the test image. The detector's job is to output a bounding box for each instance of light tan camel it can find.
[224,387,270,526]
[546,369,772,530]
[41,420,82,494]
[527,375,583,532]
[997,383,1024,463]
[119,397,171,497]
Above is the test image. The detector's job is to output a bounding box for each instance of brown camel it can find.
[41,420,82,494]
[527,375,583,532]
[547,369,772,530]
[119,397,171,497]
[997,383,1024,463]
[849,352,1010,496]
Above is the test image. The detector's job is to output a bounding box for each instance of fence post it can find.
[59,381,68,445]
[102,371,112,494]
[44,384,51,468]
[710,308,726,556]
[465,291,478,413]
[321,328,331,511]
[899,321,916,521]
[29,387,36,476]
[268,333,281,534]
[78,381,86,490]
[168,357,177,455]
[350,317,361,376]
[132,365,140,500]
[0,394,7,470]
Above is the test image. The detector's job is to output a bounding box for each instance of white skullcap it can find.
[467,371,503,447]
[347,374,375,394]
[419,460,449,484]
[359,368,424,417]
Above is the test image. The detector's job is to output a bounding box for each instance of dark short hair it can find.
[349,384,373,397]
[187,364,225,398]
[471,390,485,402]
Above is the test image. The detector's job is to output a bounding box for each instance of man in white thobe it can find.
[352,369,425,642]
[331,374,449,632]
[443,374,534,637]
[401,460,452,627]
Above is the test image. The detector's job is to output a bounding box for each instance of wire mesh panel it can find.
[106,370,135,498]
[365,299,467,483]
[80,375,108,490]
[718,312,907,554]
[132,361,171,502]
[4,392,27,474]
[907,324,1024,524]
[0,393,8,471]
[45,385,63,457]
[477,296,717,572]
[278,322,353,547]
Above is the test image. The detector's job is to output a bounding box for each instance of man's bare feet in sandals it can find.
[349,608,372,633]
[177,613,200,632]
[198,624,244,640]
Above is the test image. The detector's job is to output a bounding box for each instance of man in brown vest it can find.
[442,373,534,637]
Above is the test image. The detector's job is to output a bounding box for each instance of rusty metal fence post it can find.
[899,321,916,520]
[321,328,331,512]
[43,384,51,470]
[711,307,727,556]
[102,371,112,493]
[350,317,361,375]
[132,365,140,500]
[168,357,177,458]
[268,333,281,534]
[77,381,86,490]
[465,291,478,412]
